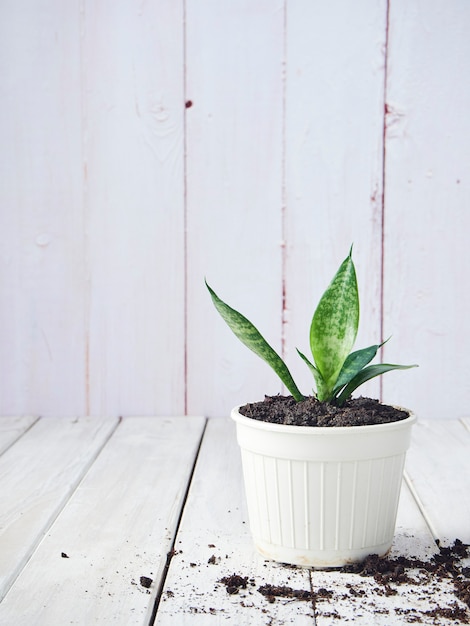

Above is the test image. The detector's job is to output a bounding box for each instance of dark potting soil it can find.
[341,539,470,621]
[218,539,470,622]
[239,394,409,427]
[139,576,153,589]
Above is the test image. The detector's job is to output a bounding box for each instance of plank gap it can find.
[147,417,208,625]
[0,416,121,602]
[460,417,470,432]
[403,470,438,542]
[0,417,39,457]
[308,568,319,626]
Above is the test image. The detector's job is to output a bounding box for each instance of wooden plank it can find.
[389,480,439,560]
[0,417,38,456]
[0,416,119,601]
[83,0,186,416]
[284,0,387,398]
[155,417,315,625]
[404,419,470,543]
[382,0,470,419]
[0,416,206,625]
[159,418,470,625]
[185,0,286,416]
[0,1,86,415]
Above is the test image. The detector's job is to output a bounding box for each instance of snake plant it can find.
[206,248,416,406]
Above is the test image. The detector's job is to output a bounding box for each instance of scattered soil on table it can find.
[258,583,332,604]
[239,395,409,427]
[219,574,250,595]
[216,539,470,623]
[139,576,153,589]
[162,539,470,622]
[340,539,470,621]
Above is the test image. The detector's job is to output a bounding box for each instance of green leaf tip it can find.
[205,281,304,402]
[310,251,359,397]
[206,248,417,405]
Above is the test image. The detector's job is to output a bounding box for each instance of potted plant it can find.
[206,248,417,568]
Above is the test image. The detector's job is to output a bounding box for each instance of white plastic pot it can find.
[232,405,416,568]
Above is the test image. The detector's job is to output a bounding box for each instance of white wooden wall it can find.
[0,1,469,420]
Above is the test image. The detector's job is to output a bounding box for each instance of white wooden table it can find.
[0,415,469,625]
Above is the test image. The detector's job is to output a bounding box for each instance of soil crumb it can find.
[340,539,470,621]
[219,574,249,595]
[239,395,409,427]
[258,583,330,603]
[217,540,470,622]
[344,539,469,601]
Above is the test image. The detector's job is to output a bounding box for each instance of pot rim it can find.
[231,404,416,436]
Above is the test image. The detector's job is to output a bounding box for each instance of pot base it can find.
[253,537,393,569]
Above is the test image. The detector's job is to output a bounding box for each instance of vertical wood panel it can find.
[383,0,470,418]
[185,0,285,416]
[284,0,387,398]
[82,0,186,415]
[0,1,86,415]
[0,1,468,420]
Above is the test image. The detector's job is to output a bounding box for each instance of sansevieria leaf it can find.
[206,248,417,405]
[206,281,304,401]
[296,348,328,401]
[333,342,385,394]
[310,249,359,397]
[335,363,418,406]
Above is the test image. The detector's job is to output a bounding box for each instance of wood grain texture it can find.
[156,417,315,624]
[404,419,470,543]
[0,0,86,415]
[0,416,37,455]
[157,418,460,625]
[284,0,387,398]
[0,416,206,625]
[0,416,119,601]
[382,0,470,418]
[0,1,468,419]
[82,0,186,416]
[0,417,469,624]
[185,0,286,416]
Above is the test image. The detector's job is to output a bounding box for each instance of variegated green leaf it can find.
[310,249,359,392]
[206,281,304,401]
[335,363,418,406]
[296,348,327,400]
[206,248,417,406]
[333,342,384,393]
